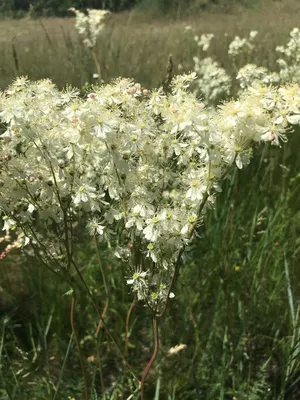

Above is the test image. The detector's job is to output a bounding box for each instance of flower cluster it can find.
[276,28,300,85]
[236,64,280,89]
[190,28,300,103]
[194,33,214,52]
[0,223,28,260]
[193,56,232,104]
[228,30,258,57]
[69,8,110,48]
[1,75,300,312]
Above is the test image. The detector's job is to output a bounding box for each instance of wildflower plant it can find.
[1,74,300,396]
[276,28,300,85]
[69,8,110,84]
[236,63,280,89]
[190,27,300,104]
[193,56,232,104]
[228,30,258,58]
[192,33,232,104]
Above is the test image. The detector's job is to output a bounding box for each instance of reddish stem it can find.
[95,301,109,337]
[140,316,159,400]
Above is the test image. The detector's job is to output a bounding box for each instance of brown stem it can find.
[71,296,89,400]
[140,316,159,400]
[125,296,136,358]
[91,48,102,85]
[95,301,109,337]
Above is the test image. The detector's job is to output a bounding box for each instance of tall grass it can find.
[0,2,300,89]
[1,3,300,399]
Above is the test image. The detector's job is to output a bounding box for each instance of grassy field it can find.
[1,2,300,399]
[1,1,300,90]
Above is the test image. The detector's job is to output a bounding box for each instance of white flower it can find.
[2,217,16,231]
[73,185,97,206]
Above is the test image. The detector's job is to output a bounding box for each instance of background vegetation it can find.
[0,0,292,17]
[1,0,300,399]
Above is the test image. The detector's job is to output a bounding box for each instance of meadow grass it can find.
[1,3,300,399]
[1,1,300,90]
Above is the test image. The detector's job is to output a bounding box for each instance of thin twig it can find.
[95,302,109,337]
[91,48,102,85]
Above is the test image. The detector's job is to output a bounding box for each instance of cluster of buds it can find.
[0,229,23,260]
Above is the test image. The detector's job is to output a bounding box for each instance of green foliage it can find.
[0,0,278,18]
[1,130,300,399]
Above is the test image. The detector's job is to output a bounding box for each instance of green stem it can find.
[125,296,136,358]
[53,333,74,400]
[71,259,140,383]
[71,296,89,400]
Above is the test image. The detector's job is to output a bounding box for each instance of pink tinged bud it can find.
[271,134,275,142]
[72,116,78,124]
[128,242,133,249]
[28,176,35,182]
[129,87,136,94]
[6,245,12,252]
[171,108,177,113]
[143,89,149,96]
[199,102,205,109]
[88,93,96,99]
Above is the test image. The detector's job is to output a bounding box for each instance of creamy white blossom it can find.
[1,75,300,312]
[69,8,110,48]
